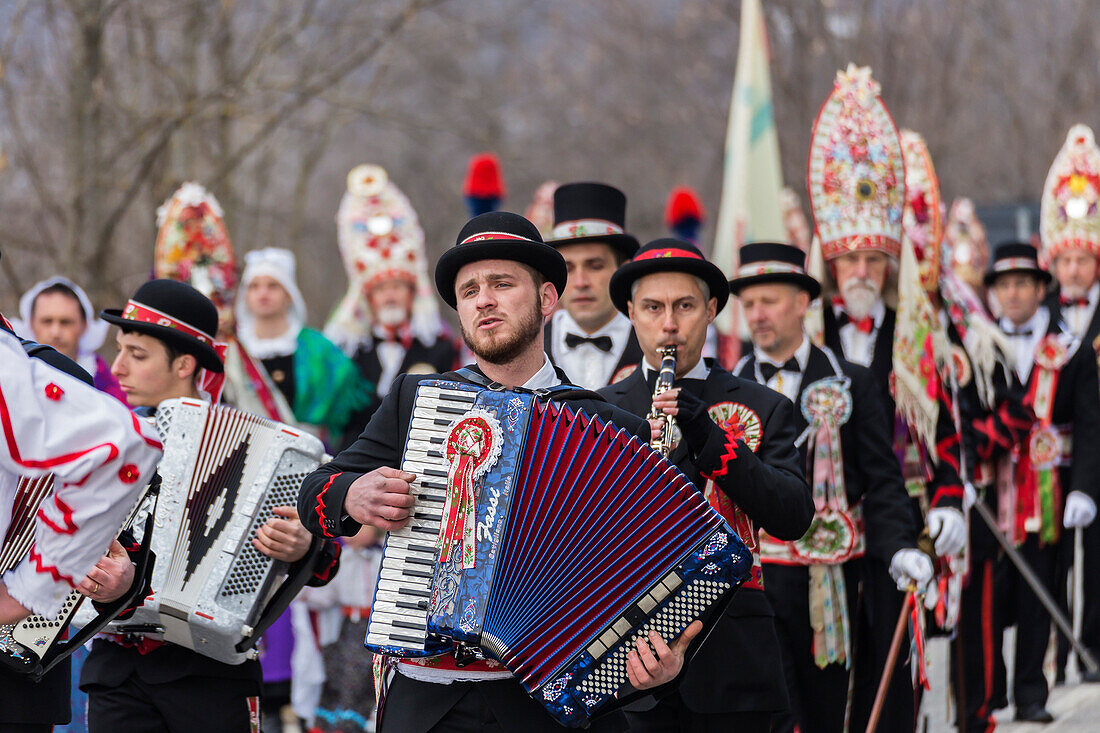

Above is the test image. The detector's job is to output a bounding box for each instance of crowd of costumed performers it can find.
[5,64,1100,733]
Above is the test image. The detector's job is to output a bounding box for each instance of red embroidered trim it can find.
[0,381,120,470]
[701,429,740,480]
[930,484,964,507]
[28,544,76,587]
[121,300,215,347]
[130,413,163,450]
[37,496,78,535]
[936,432,961,474]
[315,473,342,538]
[633,247,704,262]
[313,542,341,583]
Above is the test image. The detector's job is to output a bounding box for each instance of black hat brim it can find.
[609,257,730,315]
[547,232,640,260]
[729,272,822,300]
[982,267,1052,287]
[434,238,568,309]
[101,310,224,373]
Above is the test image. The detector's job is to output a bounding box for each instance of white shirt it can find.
[754,335,811,403]
[372,327,407,398]
[641,355,710,382]
[551,310,633,391]
[522,355,562,390]
[1059,281,1099,340]
[0,329,162,617]
[1000,308,1049,384]
[834,299,886,368]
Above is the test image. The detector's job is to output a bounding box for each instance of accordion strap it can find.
[453,367,606,404]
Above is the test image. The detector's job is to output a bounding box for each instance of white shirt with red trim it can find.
[0,329,162,618]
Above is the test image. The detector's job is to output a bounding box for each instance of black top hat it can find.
[101,279,223,372]
[983,242,1052,286]
[608,238,730,315]
[728,242,822,299]
[547,182,639,259]
[434,211,568,309]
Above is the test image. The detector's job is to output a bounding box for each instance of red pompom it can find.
[664,186,705,227]
[44,383,64,401]
[463,153,506,198]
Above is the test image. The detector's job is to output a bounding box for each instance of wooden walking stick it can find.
[865,588,915,733]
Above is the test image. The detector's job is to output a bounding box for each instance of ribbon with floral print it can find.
[440,413,500,568]
[1015,335,1070,546]
[798,377,859,668]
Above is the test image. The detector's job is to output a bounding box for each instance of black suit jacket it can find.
[543,318,643,386]
[737,345,917,563]
[1020,306,1100,505]
[598,362,812,714]
[823,305,965,512]
[298,366,648,733]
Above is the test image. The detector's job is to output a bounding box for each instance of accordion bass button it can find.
[241,624,254,638]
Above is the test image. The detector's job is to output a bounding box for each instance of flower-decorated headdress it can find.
[154,182,238,331]
[324,164,441,353]
[807,64,906,262]
[899,129,944,292]
[943,198,989,289]
[1040,124,1100,262]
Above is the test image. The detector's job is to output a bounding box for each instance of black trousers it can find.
[951,509,1008,732]
[1083,520,1100,666]
[765,558,915,733]
[85,672,260,733]
[378,674,627,733]
[764,562,858,733]
[1000,534,1060,709]
[623,694,772,733]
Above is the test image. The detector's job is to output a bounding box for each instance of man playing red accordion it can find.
[301,211,702,733]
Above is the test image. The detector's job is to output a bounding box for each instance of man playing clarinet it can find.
[598,237,813,733]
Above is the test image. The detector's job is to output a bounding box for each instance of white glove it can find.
[927,507,967,557]
[1063,491,1098,529]
[889,548,934,592]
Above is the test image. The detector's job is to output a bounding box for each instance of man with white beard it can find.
[1039,125,1100,685]
[349,256,460,424]
[807,65,967,732]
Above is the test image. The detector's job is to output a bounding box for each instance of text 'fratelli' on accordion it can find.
[366,380,753,728]
[91,398,328,664]
[1,473,157,679]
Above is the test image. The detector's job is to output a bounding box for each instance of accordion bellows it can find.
[366,381,752,727]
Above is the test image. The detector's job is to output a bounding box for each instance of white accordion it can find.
[97,398,327,664]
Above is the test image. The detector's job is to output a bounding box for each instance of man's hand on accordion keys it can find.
[623,619,704,691]
[77,539,135,603]
[252,506,313,562]
[344,466,418,531]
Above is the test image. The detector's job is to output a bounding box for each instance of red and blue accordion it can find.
[366,380,752,727]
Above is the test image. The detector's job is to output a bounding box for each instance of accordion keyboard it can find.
[366,384,477,653]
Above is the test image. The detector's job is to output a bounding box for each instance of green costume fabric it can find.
[292,327,372,434]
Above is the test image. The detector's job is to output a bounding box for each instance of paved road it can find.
[920,632,1100,732]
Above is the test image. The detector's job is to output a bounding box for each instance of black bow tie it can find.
[1006,327,1033,338]
[564,332,613,352]
[759,358,800,382]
